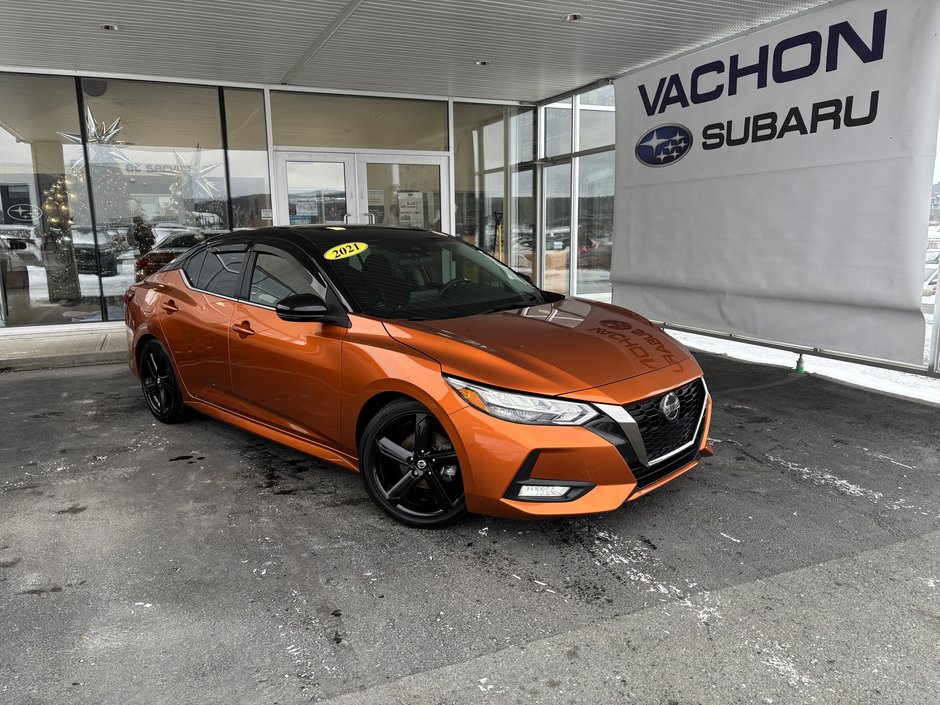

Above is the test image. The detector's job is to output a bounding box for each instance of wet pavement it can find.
[0,357,938,704]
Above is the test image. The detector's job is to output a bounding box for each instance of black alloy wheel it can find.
[360,399,466,528]
[139,339,189,423]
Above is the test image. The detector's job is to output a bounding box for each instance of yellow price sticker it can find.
[324,242,368,260]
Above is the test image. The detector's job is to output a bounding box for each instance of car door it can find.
[157,243,249,410]
[228,243,347,448]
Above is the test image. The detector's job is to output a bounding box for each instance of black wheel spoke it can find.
[425,471,456,510]
[377,437,412,465]
[413,414,432,455]
[386,471,421,501]
[149,351,165,378]
[429,451,457,464]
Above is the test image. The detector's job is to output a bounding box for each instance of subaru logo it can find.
[635,124,693,167]
[660,392,680,422]
[6,204,42,222]
[600,319,633,331]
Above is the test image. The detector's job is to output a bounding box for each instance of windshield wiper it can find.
[482,296,543,315]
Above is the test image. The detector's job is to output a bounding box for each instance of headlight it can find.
[445,376,597,426]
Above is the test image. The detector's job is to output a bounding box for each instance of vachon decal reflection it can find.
[590,320,679,368]
[634,124,693,167]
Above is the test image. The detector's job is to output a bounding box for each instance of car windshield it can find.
[69,229,98,245]
[310,228,550,320]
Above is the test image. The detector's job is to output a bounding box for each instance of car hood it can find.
[382,298,692,396]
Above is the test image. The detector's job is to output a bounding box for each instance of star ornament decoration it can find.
[172,144,222,200]
[58,107,137,169]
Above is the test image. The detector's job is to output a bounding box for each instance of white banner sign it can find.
[612,0,940,364]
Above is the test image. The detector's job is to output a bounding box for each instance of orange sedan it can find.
[125,226,713,527]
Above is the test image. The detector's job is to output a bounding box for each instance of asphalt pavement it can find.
[0,356,938,704]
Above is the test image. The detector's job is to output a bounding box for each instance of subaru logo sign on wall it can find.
[6,204,42,222]
[635,124,693,167]
[660,392,681,422]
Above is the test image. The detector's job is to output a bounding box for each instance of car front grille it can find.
[623,378,706,465]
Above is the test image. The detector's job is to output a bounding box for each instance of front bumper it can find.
[448,363,713,519]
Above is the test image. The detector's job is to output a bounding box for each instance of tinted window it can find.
[249,251,326,306]
[196,250,245,297]
[183,250,207,284]
[313,230,547,320]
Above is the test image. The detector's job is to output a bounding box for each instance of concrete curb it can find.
[0,351,127,373]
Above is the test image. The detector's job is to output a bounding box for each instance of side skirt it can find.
[186,400,359,473]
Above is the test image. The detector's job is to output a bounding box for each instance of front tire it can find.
[139,339,189,423]
[359,399,466,528]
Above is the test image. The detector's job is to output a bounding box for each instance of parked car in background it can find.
[544,226,570,251]
[70,227,125,276]
[0,224,42,265]
[135,230,210,281]
[125,225,713,528]
[153,222,202,245]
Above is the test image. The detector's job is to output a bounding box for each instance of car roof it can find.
[212,225,437,246]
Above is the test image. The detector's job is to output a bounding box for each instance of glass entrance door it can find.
[275,152,355,226]
[275,152,450,231]
[355,155,450,232]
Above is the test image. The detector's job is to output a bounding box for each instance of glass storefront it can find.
[0,70,617,332]
[80,78,229,319]
[224,88,272,229]
[270,92,448,151]
[540,85,616,297]
[452,103,536,280]
[0,73,99,326]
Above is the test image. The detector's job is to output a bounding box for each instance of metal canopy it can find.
[0,0,832,101]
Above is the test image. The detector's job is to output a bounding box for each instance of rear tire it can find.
[139,339,190,423]
[359,399,466,528]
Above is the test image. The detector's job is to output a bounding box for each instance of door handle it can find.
[363,213,375,224]
[343,213,353,223]
[231,321,255,337]
[161,300,179,313]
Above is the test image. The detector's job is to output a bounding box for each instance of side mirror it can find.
[275,292,350,327]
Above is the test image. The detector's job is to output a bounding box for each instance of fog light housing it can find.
[517,485,570,498]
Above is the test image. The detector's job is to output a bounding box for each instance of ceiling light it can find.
[475,60,490,66]
[563,13,583,22]
[98,23,120,31]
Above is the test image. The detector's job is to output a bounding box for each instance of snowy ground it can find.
[672,314,940,407]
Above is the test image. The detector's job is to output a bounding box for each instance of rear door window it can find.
[196,250,246,298]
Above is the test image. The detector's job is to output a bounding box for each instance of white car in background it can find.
[0,224,42,265]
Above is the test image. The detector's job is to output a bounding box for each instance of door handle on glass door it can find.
[231,321,255,337]
[161,300,179,313]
